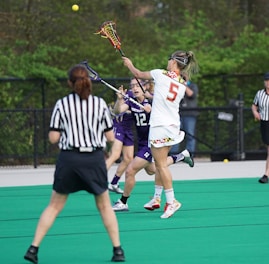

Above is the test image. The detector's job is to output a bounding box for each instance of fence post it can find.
[33,110,38,168]
[236,93,245,160]
[41,79,47,154]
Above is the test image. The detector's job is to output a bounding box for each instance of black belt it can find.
[63,147,103,153]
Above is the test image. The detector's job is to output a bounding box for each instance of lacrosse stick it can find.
[80,60,144,109]
[95,21,146,94]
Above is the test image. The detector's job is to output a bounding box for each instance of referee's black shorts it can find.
[260,120,269,146]
[53,149,107,195]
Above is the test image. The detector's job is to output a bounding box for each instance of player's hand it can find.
[122,57,132,68]
[253,112,261,121]
[143,103,151,113]
[116,85,126,99]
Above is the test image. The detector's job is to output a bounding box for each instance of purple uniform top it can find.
[111,90,134,146]
[126,98,151,146]
[113,90,134,128]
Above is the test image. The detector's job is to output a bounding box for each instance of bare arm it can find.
[105,129,115,144]
[251,104,260,120]
[48,131,61,144]
[113,86,130,114]
[122,57,152,80]
[185,86,194,97]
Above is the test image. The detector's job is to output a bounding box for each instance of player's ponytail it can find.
[170,50,199,79]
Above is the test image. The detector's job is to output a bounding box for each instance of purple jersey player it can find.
[106,90,135,194]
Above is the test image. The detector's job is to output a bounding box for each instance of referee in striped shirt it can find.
[252,72,269,184]
[24,64,125,263]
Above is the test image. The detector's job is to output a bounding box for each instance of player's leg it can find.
[106,138,123,170]
[143,162,163,211]
[169,149,194,167]
[124,157,148,197]
[109,144,134,194]
[24,191,68,263]
[95,190,125,262]
[144,146,193,211]
[112,157,148,211]
[116,144,134,175]
[151,146,172,189]
[151,146,181,219]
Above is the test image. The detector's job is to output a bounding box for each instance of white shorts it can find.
[149,125,185,148]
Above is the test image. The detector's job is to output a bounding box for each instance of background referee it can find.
[252,72,269,184]
[24,64,125,263]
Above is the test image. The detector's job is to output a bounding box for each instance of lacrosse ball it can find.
[72,4,79,11]
[223,159,229,163]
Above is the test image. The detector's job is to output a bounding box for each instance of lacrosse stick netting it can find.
[95,21,146,93]
[95,21,125,56]
[80,61,144,109]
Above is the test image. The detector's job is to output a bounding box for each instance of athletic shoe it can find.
[112,199,129,211]
[160,200,182,219]
[258,175,268,184]
[24,246,38,264]
[109,183,124,194]
[111,247,125,262]
[144,197,161,211]
[182,149,194,168]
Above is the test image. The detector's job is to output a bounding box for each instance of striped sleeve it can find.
[49,99,63,131]
[253,91,260,106]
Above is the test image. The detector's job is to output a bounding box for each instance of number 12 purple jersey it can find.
[125,97,151,148]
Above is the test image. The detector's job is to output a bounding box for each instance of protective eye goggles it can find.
[168,55,188,66]
[129,83,141,88]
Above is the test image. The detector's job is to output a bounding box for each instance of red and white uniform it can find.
[149,69,186,148]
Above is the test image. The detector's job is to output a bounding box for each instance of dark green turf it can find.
[0,178,268,263]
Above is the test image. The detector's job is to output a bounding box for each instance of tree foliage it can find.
[1,0,269,164]
[1,0,269,107]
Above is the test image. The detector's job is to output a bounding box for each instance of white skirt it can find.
[149,125,185,148]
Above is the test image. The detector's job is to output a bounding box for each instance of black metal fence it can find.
[0,76,266,167]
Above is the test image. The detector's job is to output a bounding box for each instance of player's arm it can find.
[185,86,194,97]
[114,85,129,114]
[122,57,152,80]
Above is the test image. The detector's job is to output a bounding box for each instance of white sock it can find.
[154,185,163,199]
[164,188,174,204]
[174,153,184,163]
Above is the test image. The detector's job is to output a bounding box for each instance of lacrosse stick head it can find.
[95,21,124,56]
[80,60,101,81]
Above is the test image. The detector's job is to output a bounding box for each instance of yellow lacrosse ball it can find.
[72,4,79,11]
[223,159,229,163]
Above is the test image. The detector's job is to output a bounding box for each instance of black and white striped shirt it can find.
[253,89,269,121]
[49,92,113,150]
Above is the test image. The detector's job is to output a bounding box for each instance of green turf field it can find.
[0,178,268,263]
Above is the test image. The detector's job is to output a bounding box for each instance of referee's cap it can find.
[264,72,269,80]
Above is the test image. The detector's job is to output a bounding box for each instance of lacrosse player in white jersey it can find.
[122,50,199,218]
